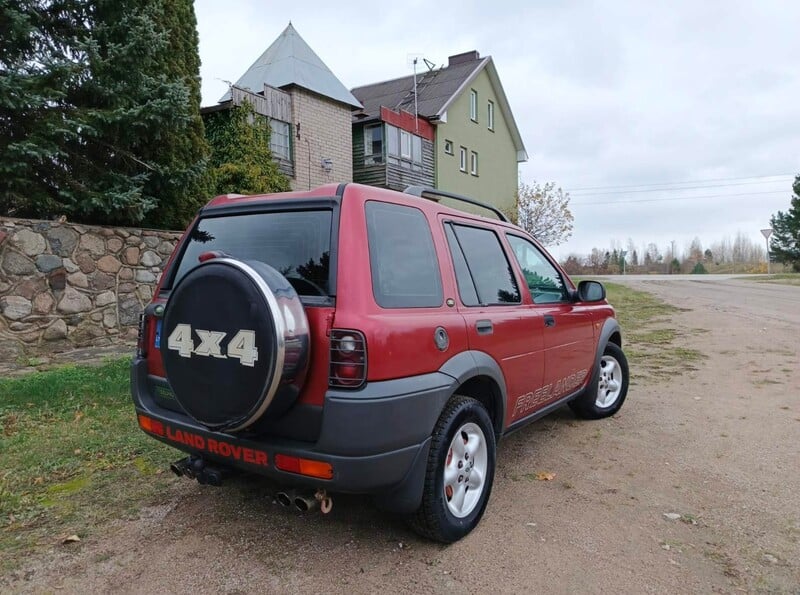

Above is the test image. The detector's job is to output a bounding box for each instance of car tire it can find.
[410,395,496,543]
[569,342,629,419]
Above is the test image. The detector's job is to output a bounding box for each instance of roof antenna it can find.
[423,58,435,72]
[413,58,419,133]
[407,53,423,133]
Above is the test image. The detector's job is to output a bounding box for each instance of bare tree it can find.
[507,182,574,246]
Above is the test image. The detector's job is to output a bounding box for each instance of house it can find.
[201,23,362,191]
[350,51,527,212]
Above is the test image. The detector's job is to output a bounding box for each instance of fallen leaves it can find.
[534,471,556,481]
[62,535,81,544]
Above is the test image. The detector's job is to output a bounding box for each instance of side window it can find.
[366,201,443,308]
[444,224,479,306]
[506,235,567,304]
[451,224,520,305]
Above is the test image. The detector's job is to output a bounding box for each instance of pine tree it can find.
[140,0,211,228]
[0,1,92,217]
[769,175,800,272]
[0,0,210,227]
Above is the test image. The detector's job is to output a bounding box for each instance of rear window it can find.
[169,210,333,296]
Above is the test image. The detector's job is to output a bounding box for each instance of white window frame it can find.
[469,89,478,122]
[412,135,422,164]
[269,119,291,161]
[487,100,494,131]
[444,139,454,155]
[387,124,399,157]
[400,130,412,159]
[459,147,467,172]
[470,151,478,176]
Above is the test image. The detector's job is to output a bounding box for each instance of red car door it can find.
[442,220,545,428]
[505,234,595,405]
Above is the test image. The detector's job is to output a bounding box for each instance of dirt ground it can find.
[3,277,799,594]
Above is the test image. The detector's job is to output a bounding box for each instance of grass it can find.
[0,358,175,570]
[604,282,705,379]
[743,273,800,286]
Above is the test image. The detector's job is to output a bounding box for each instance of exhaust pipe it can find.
[293,489,333,514]
[170,456,192,477]
[294,492,318,512]
[276,490,296,507]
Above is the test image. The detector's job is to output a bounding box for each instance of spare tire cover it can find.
[162,258,309,432]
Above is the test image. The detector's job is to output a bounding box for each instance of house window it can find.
[487,100,494,131]
[470,151,478,176]
[386,124,423,167]
[444,140,454,155]
[270,119,291,160]
[412,135,422,163]
[459,147,467,172]
[469,89,478,122]
[400,130,412,159]
[364,124,383,164]
[387,124,400,157]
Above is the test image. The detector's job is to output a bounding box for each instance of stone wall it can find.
[0,217,181,363]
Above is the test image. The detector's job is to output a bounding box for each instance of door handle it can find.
[544,315,556,327]
[476,320,493,335]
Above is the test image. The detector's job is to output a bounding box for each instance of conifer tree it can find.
[0,0,210,227]
[769,176,800,271]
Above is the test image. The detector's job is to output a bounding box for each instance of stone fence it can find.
[0,217,181,363]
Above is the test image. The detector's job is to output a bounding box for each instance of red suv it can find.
[132,183,628,542]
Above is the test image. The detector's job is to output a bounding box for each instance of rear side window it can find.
[449,224,520,305]
[170,210,332,296]
[365,201,443,308]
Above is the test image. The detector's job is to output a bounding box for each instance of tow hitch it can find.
[170,455,231,486]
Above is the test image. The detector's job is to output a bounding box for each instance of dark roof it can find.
[351,58,483,119]
[351,53,528,162]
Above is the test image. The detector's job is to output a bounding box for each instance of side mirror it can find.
[577,280,606,302]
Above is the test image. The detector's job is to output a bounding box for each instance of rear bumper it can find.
[131,357,453,511]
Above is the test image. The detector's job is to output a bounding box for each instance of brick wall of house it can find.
[0,217,181,363]
[289,88,353,191]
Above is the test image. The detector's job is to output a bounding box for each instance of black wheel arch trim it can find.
[437,350,508,437]
[588,318,623,389]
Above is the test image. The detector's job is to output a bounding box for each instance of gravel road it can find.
[5,276,799,593]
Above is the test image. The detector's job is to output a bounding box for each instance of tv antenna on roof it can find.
[406,54,425,132]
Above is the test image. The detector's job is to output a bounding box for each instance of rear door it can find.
[505,234,595,404]
[443,219,545,427]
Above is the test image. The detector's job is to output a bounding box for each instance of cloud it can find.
[194,0,800,259]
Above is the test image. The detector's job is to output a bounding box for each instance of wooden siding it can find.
[274,155,294,178]
[352,123,388,187]
[231,85,292,122]
[352,123,434,190]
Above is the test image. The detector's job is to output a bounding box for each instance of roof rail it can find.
[403,186,509,222]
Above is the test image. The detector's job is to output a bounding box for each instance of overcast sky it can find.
[194,0,799,260]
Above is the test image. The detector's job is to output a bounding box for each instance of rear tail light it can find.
[137,303,167,377]
[137,414,165,436]
[274,454,333,479]
[329,329,366,388]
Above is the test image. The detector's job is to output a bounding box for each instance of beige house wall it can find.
[289,88,353,191]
